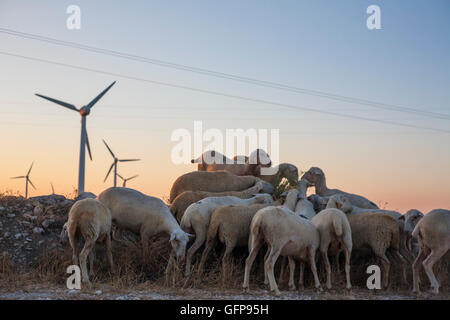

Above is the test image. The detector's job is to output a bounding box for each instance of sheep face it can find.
[402,209,424,234]
[249,149,271,167]
[302,167,324,184]
[285,165,299,186]
[170,230,192,262]
[308,194,327,212]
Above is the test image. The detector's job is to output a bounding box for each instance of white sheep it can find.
[412,209,450,294]
[255,163,299,187]
[327,194,407,288]
[242,206,321,295]
[169,179,273,223]
[66,198,114,285]
[400,209,424,254]
[197,203,271,279]
[311,206,353,289]
[97,187,193,265]
[181,193,273,277]
[303,167,378,209]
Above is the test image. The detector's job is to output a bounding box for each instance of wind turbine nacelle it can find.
[79,107,90,116]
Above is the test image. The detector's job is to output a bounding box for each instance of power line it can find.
[1,50,449,134]
[1,27,449,121]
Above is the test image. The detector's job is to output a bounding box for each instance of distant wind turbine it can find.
[50,182,55,194]
[11,162,36,199]
[35,81,116,196]
[117,174,139,187]
[103,139,140,187]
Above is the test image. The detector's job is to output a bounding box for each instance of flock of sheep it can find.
[61,149,450,295]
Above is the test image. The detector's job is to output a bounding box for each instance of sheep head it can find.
[302,167,324,185]
[170,230,194,262]
[252,193,273,204]
[249,149,271,167]
[401,209,424,234]
[327,194,353,214]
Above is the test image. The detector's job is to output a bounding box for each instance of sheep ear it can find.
[398,215,405,221]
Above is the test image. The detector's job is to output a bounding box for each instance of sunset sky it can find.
[0,0,449,213]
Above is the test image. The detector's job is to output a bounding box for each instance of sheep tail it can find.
[333,217,343,237]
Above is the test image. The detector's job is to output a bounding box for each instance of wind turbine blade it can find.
[116,173,124,180]
[102,139,115,158]
[104,163,114,182]
[35,94,79,112]
[28,179,36,190]
[27,162,34,175]
[119,159,140,162]
[86,81,116,110]
[86,131,92,161]
[11,176,25,179]
[51,183,55,194]
[128,175,139,181]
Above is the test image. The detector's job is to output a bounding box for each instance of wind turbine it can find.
[103,139,140,187]
[117,173,139,187]
[35,81,116,196]
[11,162,36,199]
[50,182,55,194]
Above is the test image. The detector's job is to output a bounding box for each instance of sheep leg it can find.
[198,236,216,276]
[392,249,408,286]
[243,238,263,291]
[221,245,234,283]
[298,261,305,291]
[105,233,114,273]
[79,240,95,285]
[375,251,390,289]
[265,246,282,295]
[412,249,427,293]
[343,244,352,290]
[88,251,95,277]
[185,230,206,277]
[287,256,296,291]
[308,247,322,290]
[321,249,332,290]
[334,250,341,273]
[69,235,79,266]
[422,247,447,294]
[277,256,288,286]
[263,246,270,285]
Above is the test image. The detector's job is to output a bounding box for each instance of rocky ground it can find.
[0,194,73,268]
[0,194,448,300]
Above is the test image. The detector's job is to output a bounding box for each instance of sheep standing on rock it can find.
[311,205,353,289]
[412,209,450,294]
[303,167,378,209]
[181,193,273,277]
[169,171,264,203]
[169,180,274,223]
[243,206,321,294]
[97,187,192,264]
[328,194,407,288]
[66,198,114,285]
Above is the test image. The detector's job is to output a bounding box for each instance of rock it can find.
[7,214,16,218]
[25,237,32,242]
[33,227,44,234]
[95,290,102,295]
[41,219,55,228]
[33,206,43,216]
[23,213,38,221]
[3,232,10,238]
[0,205,5,211]
[14,233,22,240]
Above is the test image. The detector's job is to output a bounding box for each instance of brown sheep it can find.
[66,198,114,285]
[169,171,262,203]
